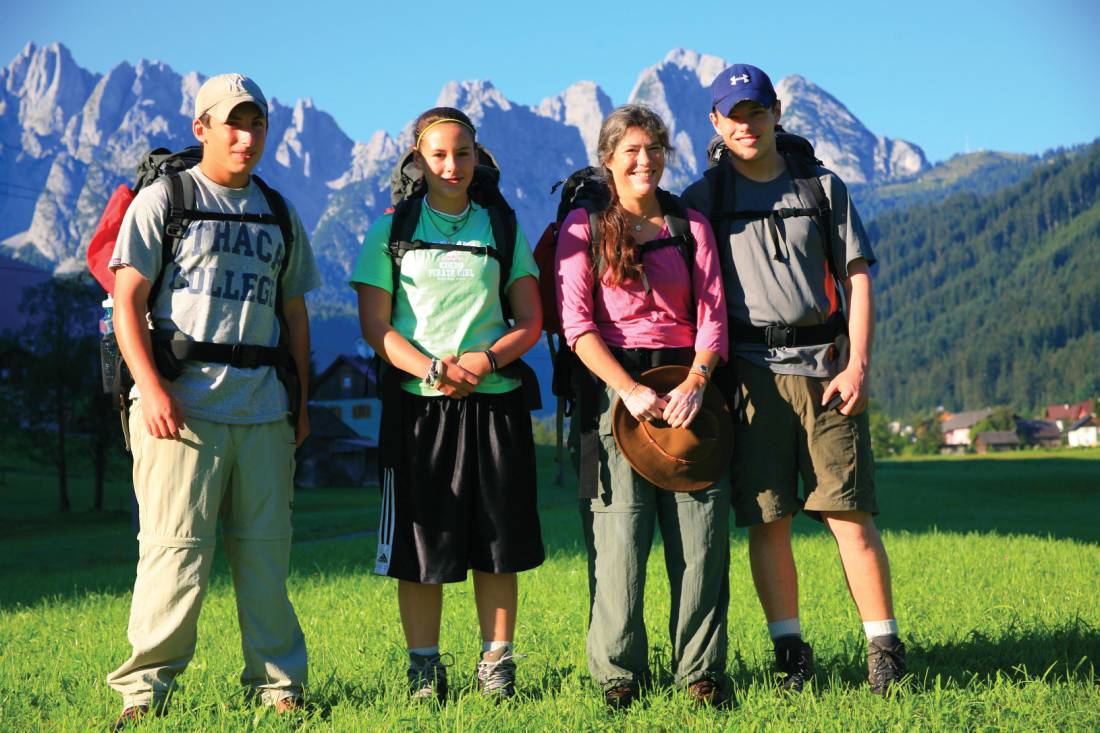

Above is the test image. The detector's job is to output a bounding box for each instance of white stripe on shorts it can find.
[374,467,395,575]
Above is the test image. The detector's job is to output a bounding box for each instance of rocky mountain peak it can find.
[661,48,729,87]
[537,80,613,164]
[776,75,926,182]
[436,80,512,124]
[5,41,97,153]
[628,49,730,189]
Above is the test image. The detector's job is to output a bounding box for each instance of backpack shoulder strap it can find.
[486,201,517,296]
[702,160,735,243]
[583,204,604,283]
[252,175,294,277]
[149,171,196,305]
[657,188,695,272]
[250,175,295,343]
[783,151,840,283]
[387,196,423,299]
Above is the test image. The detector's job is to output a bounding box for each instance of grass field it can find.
[2,446,1099,731]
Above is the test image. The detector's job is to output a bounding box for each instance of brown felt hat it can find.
[611,365,734,492]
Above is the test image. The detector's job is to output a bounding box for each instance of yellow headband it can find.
[415,118,476,149]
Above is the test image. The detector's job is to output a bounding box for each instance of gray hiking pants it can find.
[581,424,730,690]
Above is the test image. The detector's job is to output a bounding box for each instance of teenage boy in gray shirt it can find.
[682,63,906,695]
[107,73,321,728]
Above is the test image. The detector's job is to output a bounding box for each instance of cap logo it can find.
[226,76,246,94]
[729,73,751,86]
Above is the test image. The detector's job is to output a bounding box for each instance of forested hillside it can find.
[871,142,1100,416]
[851,150,1042,221]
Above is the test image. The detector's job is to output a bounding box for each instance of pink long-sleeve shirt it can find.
[555,207,728,361]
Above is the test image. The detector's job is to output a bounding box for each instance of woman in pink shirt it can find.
[555,105,730,708]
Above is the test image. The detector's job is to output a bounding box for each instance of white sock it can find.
[863,619,899,640]
[482,640,513,655]
[409,645,439,657]
[767,617,802,640]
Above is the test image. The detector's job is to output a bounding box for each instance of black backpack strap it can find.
[703,161,735,246]
[149,171,197,305]
[252,175,294,281]
[657,189,695,273]
[782,151,840,285]
[486,202,517,321]
[386,196,512,317]
[585,206,604,282]
[387,196,423,298]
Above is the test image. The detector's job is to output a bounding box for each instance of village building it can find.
[1067,416,1099,448]
[940,408,993,452]
[296,355,382,487]
[1045,400,1094,431]
[974,431,1020,453]
[1015,418,1062,449]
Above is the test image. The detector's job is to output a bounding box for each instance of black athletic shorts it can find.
[373,387,545,583]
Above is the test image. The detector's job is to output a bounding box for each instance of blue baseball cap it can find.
[710,64,777,117]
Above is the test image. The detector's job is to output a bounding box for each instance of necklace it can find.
[424,201,473,242]
[626,208,661,234]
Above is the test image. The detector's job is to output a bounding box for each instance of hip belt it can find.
[731,312,846,349]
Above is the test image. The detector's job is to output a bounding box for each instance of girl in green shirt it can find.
[351,107,544,701]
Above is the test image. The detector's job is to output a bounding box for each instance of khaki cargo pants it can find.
[106,401,307,709]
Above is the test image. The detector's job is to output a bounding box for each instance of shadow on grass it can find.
[906,621,1099,689]
[873,457,1100,544]
[722,621,1099,695]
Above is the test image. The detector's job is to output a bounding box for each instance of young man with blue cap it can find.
[682,63,906,695]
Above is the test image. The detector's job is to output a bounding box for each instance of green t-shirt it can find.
[349,199,538,395]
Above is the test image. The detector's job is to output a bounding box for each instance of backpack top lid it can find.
[553,166,612,222]
[134,146,204,193]
[388,144,504,208]
[706,125,822,170]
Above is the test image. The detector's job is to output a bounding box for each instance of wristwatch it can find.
[424,357,441,388]
[691,364,711,381]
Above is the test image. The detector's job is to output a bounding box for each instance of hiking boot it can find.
[867,635,907,696]
[687,677,731,708]
[476,646,521,699]
[774,636,815,692]
[112,705,149,731]
[408,651,449,703]
[274,695,304,714]
[604,683,638,710]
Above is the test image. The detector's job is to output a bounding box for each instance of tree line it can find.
[868,140,1100,417]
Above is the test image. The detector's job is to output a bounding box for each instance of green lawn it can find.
[2,447,1099,731]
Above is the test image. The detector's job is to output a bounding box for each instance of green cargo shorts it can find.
[728,359,877,527]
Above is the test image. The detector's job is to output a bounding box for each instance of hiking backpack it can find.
[702,127,848,347]
[84,146,299,448]
[703,127,843,293]
[384,145,518,320]
[531,166,697,405]
[376,144,541,413]
[530,167,697,478]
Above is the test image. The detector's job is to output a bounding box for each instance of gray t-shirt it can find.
[682,165,875,378]
[110,166,322,424]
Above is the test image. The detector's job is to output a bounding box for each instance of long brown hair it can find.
[594,105,672,287]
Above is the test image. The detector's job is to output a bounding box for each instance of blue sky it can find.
[4,0,1097,163]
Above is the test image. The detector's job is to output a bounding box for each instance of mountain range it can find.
[9,41,1090,418]
[1,43,928,321]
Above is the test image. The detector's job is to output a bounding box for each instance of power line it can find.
[0,189,41,203]
[0,179,44,194]
[0,263,52,274]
